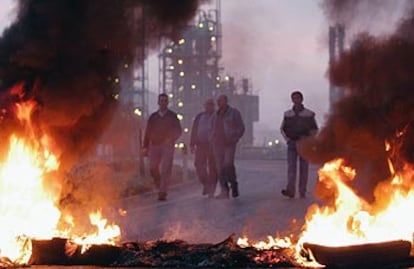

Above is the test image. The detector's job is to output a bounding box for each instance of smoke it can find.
[300,1,414,201]
[0,0,202,233]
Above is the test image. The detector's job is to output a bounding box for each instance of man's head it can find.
[216,94,228,110]
[291,90,304,105]
[158,93,169,111]
[204,98,215,113]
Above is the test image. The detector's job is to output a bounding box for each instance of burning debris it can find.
[28,235,300,268]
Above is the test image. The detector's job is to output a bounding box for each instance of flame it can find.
[0,87,121,264]
[298,158,414,248]
[238,137,414,266]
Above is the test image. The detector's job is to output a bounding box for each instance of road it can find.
[115,159,320,244]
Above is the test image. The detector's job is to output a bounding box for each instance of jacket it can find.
[143,109,182,147]
[190,111,214,146]
[280,107,317,141]
[210,106,245,145]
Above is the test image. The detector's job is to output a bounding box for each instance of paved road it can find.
[115,159,320,244]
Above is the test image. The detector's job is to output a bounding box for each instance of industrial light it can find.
[168,93,174,98]
[165,48,173,53]
[134,108,142,116]
[216,76,220,81]
[211,36,216,42]
[177,114,184,121]
[124,63,129,69]
[179,71,185,77]
[268,141,273,146]
[198,22,204,28]
[178,101,184,107]
[208,26,214,31]
[191,84,197,90]
[114,78,120,83]
[178,85,184,92]
[177,59,183,65]
[274,139,280,145]
[224,75,230,81]
[113,93,120,100]
[178,38,185,45]
[184,128,189,133]
[216,83,220,88]
[169,65,175,70]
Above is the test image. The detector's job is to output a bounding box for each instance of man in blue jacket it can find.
[142,93,182,201]
[210,94,245,199]
[190,98,217,198]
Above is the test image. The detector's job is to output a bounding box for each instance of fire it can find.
[298,158,414,248]
[239,141,414,265]
[0,89,121,264]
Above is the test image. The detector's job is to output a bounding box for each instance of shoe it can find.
[231,182,239,198]
[215,192,229,199]
[281,189,294,198]
[158,192,167,201]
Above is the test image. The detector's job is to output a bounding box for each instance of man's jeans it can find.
[286,140,308,196]
[149,144,175,193]
[195,143,217,195]
[213,143,237,193]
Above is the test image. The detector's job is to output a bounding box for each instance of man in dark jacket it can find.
[142,93,182,201]
[190,98,217,198]
[210,94,245,199]
[280,90,317,198]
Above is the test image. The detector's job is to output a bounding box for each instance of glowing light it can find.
[124,63,129,69]
[184,128,189,133]
[191,84,197,90]
[268,141,273,146]
[114,78,120,83]
[168,65,175,70]
[211,36,216,42]
[216,76,221,81]
[113,94,120,100]
[177,101,184,107]
[134,108,142,116]
[177,59,183,65]
[165,48,173,54]
[178,85,184,92]
[177,114,183,121]
[208,26,214,32]
[198,22,204,28]
[168,93,174,98]
[225,76,230,81]
[216,83,220,88]
[275,139,280,145]
[179,71,185,77]
[178,38,185,45]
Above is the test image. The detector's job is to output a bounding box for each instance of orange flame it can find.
[0,85,121,263]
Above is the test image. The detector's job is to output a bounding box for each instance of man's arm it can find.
[190,113,200,151]
[280,117,290,142]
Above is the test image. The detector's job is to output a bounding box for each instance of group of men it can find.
[142,93,245,201]
[142,90,317,201]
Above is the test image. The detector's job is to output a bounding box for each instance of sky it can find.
[0,0,405,145]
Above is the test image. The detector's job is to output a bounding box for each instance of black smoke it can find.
[300,1,414,201]
[0,0,201,168]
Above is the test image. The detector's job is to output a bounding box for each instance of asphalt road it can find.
[115,159,320,244]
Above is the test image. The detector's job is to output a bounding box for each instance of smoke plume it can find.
[0,0,202,233]
[0,0,201,167]
[300,1,414,201]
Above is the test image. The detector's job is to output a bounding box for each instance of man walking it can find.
[210,94,245,199]
[190,98,217,198]
[280,90,317,198]
[142,93,182,201]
